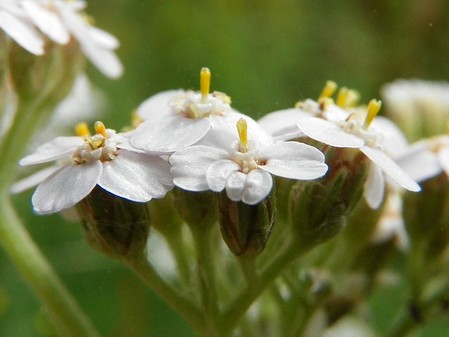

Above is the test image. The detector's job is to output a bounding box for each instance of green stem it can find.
[219,238,314,335]
[164,227,192,289]
[0,195,102,337]
[123,255,206,336]
[191,227,220,336]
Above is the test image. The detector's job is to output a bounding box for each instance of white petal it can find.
[370,116,409,156]
[22,0,70,44]
[297,117,364,148]
[395,143,441,182]
[88,26,119,49]
[32,161,102,214]
[10,165,61,194]
[225,171,247,202]
[0,11,44,55]
[259,141,328,180]
[170,145,226,191]
[55,2,123,78]
[131,116,211,153]
[258,108,308,141]
[136,90,183,120]
[242,169,273,205]
[20,137,83,165]
[206,160,240,192]
[98,150,173,202]
[364,163,385,209]
[360,146,420,192]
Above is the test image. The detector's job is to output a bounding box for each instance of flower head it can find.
[130,68,247,153]
[16,121,173,214]
[169,117,328,205]
[1,0,123,78]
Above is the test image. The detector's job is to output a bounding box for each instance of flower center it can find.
[338,99,382,147]
[230,118,261,173]
[72,121,119,164]
[169,67,231,119]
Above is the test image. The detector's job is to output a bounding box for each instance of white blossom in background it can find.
[131,68,258,154]
[382,79,449,140]
[28,73,106,150]
[14,122,173,214]
[0,0,45,54]
[0,0,123,78]
[169,117,328,205]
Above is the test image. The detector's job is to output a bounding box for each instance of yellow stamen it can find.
[336,87,360,108]
[200,67,211,102]
[336,87,348,107]
[364,99,382,128]
[237,118,248,153]
[75,122,90,137]
[94,121,107,137]
[318,80,337,101]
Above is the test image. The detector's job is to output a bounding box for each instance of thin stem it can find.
[219,238,314,335]
[123,255,206,336]
[191,227,220,336]
[0,196,102,337]
[163,227,192,289]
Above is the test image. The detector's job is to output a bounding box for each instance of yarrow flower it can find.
[14,121,173,214]
[169,117,328,205]
[259,81,421,208]
[0,0,123,78]
[130,68,253,153]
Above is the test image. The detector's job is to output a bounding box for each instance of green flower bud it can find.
[8,40,84,101]
[171,188,217,231]
[289,148,369,246]
[76,186,151,259]
[216,191,275,257]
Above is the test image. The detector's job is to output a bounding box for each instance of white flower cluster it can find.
[18,72,437,216]
[0,0,122,78]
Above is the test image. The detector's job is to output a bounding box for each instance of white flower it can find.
[296,99,420,208]
[1,0,123,78]
[169,117,328,205]
[131,68,250,153]
[0,0,45,55]
[396,135,449,183]
[382,79,449,140]
[15,121,173,214]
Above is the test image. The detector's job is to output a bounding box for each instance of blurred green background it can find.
[2,0,449,336]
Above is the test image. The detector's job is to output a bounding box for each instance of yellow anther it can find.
[318,80,337,101]
[336,87,360,108]
[94,121,107,137]
[75,122,90,137]
[200,67,211,102]
[236,118,249,153]
[336,87,348,107]
[364,99,382,128]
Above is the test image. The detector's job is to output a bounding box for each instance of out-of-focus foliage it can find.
[2,0,449,336]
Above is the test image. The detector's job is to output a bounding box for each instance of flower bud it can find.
[290,146,366,241]
[8,40,84,102]
[171,188,217,231]
[76,186,151,259]
[216,191,275,257]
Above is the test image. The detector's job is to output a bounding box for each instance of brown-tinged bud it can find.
[171,188,217,230]
[216,191,275,257]
[76,186,151,259]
